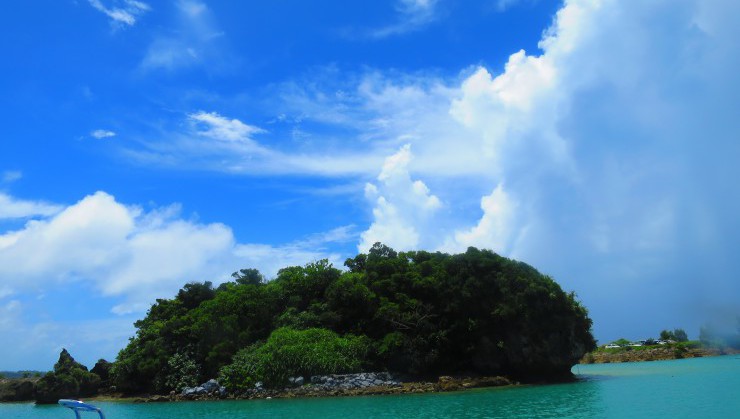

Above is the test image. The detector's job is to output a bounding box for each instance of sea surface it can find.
[2,355,738,418]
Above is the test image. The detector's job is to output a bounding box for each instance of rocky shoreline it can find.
[132,372,516,403]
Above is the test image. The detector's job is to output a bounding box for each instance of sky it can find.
[1,0,739,370]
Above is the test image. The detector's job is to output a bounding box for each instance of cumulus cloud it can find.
[359,145,442,252]
[0,191,341,315]
[91,129,116,139]
[448,184,517,254]
[348,0,740,339]
[88,0,150,27]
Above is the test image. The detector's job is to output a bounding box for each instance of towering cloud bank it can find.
[357,0,740,337]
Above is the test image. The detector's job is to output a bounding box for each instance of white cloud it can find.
[447,184,517,253]
[371,0,440,38]
[124,109,387,176]
[88,0,150,27]
[140,0,228,71]
[0,193,63,219]
[359,145,442,252]
[91,129,116,139]
[0,191,343,315]
[348,0,740,340]
[189,111,264,145]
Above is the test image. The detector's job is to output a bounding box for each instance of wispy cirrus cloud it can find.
[88,0,150,27]
[2,170,22,184]
[370,0,441,39]
[140,0,230,72]
[189,111,264,145]
[91,129,116,139]
[121,109,385,176]
[0,193,63,219]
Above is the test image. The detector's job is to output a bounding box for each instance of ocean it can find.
[3,355,738,418]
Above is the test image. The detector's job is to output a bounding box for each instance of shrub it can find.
[161,352,201,392]
[219,327,370,389]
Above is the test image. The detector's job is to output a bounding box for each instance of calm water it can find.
[2,355,738,418]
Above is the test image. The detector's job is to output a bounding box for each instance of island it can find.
[581,328,740,364]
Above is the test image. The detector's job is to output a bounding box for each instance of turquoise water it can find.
[2,355,738,418]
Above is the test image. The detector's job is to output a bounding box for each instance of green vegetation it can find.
[597,340,702,353]
[111,244,596,393]
[34,349,101,404]
[219,328,369,390]
[0,371,44,380]
[660,329,688,342]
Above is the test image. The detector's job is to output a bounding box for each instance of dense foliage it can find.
[660,329,688,342]
[35,349,100,404]
[112,244,596,393]
[219,327,369,389]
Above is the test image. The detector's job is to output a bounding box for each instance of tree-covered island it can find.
[111,244,596,396]
[5,244,599,402]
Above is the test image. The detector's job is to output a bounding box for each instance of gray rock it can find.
[202,379,220,393]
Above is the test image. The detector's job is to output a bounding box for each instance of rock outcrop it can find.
[180,379,227,400]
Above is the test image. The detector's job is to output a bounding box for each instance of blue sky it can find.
[1,0,739,370]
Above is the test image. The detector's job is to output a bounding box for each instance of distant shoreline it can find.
[579,345,740,364]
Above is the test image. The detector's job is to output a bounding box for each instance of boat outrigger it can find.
[58,399,105,419]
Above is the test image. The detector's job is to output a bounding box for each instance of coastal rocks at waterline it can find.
[137,372,515,402]
[227,372,514,400]
[180,379,227,400]
[307,372,400,390]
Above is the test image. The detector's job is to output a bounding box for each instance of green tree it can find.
[673,329,688,342]
[231,268,264,286]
